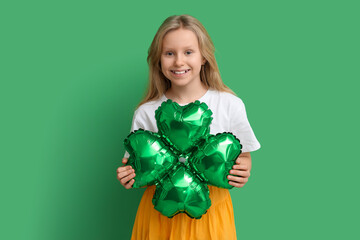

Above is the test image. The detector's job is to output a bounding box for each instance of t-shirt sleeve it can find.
[123,111,143,159]
[230,97,261,152]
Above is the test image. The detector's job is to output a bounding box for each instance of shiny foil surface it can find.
[155,100,213,154]
[123,100,242,218]
[190,133,242,189]
[124,129,177,188]
[152,162,211,219]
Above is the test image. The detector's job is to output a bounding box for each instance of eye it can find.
[185,51,192,55]
[165,52,173,56]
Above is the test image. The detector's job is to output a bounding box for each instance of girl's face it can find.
[160,28,206,89]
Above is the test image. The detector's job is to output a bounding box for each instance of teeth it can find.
[173,70,189,74]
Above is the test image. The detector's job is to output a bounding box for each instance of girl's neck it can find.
[165,82,208,104]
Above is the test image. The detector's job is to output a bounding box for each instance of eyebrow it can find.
[163,46,195,51]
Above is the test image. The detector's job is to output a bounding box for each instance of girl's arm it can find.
[227,152,252,188]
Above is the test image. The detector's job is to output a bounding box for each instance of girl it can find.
[117,14,260,240]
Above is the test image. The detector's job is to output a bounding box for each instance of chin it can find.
[170,80,192,87]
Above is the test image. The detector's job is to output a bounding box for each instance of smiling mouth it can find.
[171,69,191,75]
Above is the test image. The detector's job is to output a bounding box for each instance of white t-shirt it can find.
[124,89,260,158]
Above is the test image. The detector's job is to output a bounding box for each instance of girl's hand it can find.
[228,152,252,188]
[116,158,136,189]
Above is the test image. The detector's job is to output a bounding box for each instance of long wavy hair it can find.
[137,14,235,108]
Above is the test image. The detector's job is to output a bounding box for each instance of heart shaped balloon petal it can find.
[152,162,211,219]
[124,129,178,188]
[155,100,213,154]
[190,133,242,189]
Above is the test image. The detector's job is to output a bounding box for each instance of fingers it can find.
[228,181,246,188]
[122,158,128,164]
[116,165,136,189]
[235,157,246,164]
[116,165,132,174]
[117,166,135,180]
[120,171,136,185]
[227,175,248,184]
[232,164,249,171]
[124,179,135,189]
[229,169,250,178]
[228,174,249,188]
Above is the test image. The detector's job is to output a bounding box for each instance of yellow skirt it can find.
[130,185,237,240]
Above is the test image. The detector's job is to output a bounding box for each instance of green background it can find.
[1,0,359,239]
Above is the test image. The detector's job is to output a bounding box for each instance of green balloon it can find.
[155,100,213,154]
[124,129,178,188]
[152,162,211,219]
[190,133,242,189]
[123,100,242,218]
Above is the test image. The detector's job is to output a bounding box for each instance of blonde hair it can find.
[137,14,235,108]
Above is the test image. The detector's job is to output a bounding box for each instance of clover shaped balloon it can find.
[124,100,242,219]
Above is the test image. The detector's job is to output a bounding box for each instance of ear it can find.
[202,57,207,65]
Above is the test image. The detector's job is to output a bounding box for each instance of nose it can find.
[174,55,185,66]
